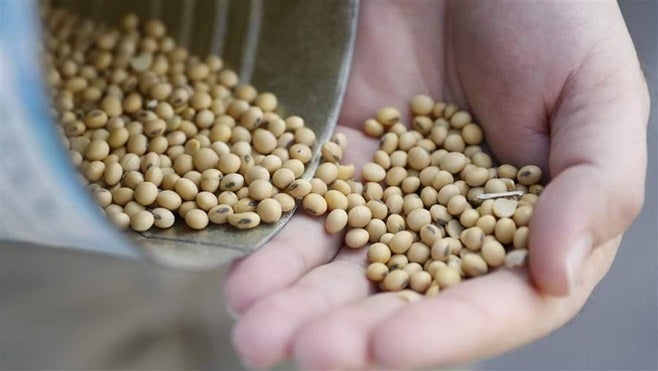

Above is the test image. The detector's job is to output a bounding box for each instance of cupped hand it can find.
[223,1,650,368]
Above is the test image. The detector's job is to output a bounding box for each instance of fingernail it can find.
[566,234,592,293]
[226,303,240,320]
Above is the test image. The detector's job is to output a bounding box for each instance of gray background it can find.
[1,1,656,370]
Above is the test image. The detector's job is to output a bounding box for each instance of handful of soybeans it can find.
[300,96,543,296]
[45,7,543,296]
[44,8,316,233]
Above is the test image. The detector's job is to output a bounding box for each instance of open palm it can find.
[224,1,649,368]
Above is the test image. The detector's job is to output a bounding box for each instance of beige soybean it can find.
[226,211,260,229]
[361,118,383,137]
[303,193,328,216]
[144,167,163,186]
[273,193,296,212]
[325,190,349,210]
[387,254,410,271]
[434,266,461,288]
[208,204,233,224]
[112,187,134,206]
[130,210,154,232]
[459,208,480,228]
[174,178,198,201]
[437,184,461,206]
[337,164,355,180]
[389,150,408,167]
[366,262,389,282]
[272,168,296,189]
[109,212,131,230]
[287,179,312,199]
[419,224,443,246]
[410,94,434,115]
[407,146,431,170]
[366,218,387,242]
[346,193,367,210]
[220,173,244,192]
[431,238,453,261]
[481,240,506,267]
[493,198,519,218]
[405,208,431,232]
[363,182,383,201]
[409,270,432,293]
[401,176,421,194]
[497,164,518,179]
[362,162,386,182]
[484,178,508,194]
[495,217,517,244]
[461,227,485,251]
[184,209,209,230]
[446,194,469,216]
[475,214,497,235]
[367,242,391,263]
[310,178,328,196]
[505,249,529,268]
[517,165,542,185]
[386,214,406,233]
[152,208,175,229]
[157,190,182,210]
[234,198,258,213]
[345,228,369,249]
[85,139,110,161]
[389,230,413,254]
[93,188,112,208]
[376,107,401,126]
[134,181,158,206]
[315,162,338,184]
[382,269,409,291]
[461,254,488,277]
[194,191,217,211]
[366,200,388,220]
[407,242,430,264]
[348,205,372,228]
[248,179,274,201]
[513,226,529,249]
[256,198,283,224]
[513,205,533,226]
[325,209,348,234]
[123,201,145,217]
[402,194,424,216]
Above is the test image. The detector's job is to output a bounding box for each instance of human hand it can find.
[223,1,650,368]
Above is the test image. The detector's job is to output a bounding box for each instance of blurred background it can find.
[1,1,656,370]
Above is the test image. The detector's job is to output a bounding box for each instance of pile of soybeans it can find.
[44,7,543,296]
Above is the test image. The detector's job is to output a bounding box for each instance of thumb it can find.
[529,58,650,296]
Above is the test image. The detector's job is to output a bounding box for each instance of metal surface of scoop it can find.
[51,0,358,269]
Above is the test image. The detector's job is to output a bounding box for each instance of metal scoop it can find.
[8,0,357,269]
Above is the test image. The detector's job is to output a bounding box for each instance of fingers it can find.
[529,52,650,295]
[293,292,412,369]
[290,237,616,369]
[373,237,620,369]
[222,214,343,314]
[231,247,372,368]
